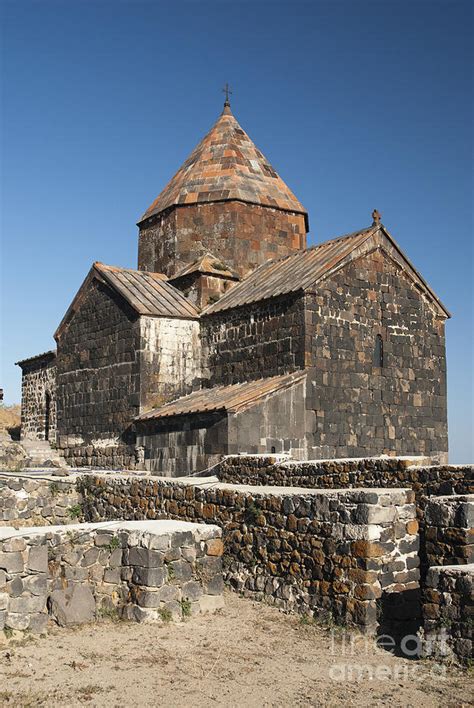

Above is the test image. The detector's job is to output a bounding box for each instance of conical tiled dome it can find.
[139,104,307,224]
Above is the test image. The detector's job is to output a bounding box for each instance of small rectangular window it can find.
[374,334,383,367]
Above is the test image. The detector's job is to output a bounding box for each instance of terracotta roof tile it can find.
[139,105,307,223]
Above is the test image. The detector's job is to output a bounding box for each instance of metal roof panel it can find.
[95,263,199,319]
[136,371,307,421]
[202,227,375,314]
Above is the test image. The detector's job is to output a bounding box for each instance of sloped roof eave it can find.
[201,227,376,316]
[376,226,451,319]
[15,350,56,367]
[138,197,309,229]
[135,371,307,422]
[201,224,450,319]
[54,262,200,340]
[170,252,240,282]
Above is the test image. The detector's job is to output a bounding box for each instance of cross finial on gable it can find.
[222,82,232,107]
[372,209,382,226]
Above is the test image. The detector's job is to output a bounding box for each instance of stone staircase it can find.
[20,438,68,469]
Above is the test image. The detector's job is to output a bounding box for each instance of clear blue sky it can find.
[1,0,472,462]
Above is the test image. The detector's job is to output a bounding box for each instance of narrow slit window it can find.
[374,334,384,368]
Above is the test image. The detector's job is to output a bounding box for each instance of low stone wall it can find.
[78,474,420,631]
[0,520,223,633]
[424,495,473,568]
[216,457,473,579]
[0,533,49,633]
[421,564,473,665]
[0,473,80,528]
[216,456,473,498]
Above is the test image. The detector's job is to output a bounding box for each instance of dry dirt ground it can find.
[0,405,20,438]
[0,591,472,708]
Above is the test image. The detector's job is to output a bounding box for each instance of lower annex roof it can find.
[136,371,307,421]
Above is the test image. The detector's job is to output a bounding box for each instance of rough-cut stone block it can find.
[0,552,24,573]
[204,575,224,596]
[2,538,26,552]
[128,547,164,568]
[8,594,45,614]
[49,585,96,627]
[169,560,192,582]
[5,612,30,631]
[132,566,166,587]
[181,580,203,602]
[206,539,224,556]
[28,613,49,634]
[28,546,48,573]
[135,590,161,608]
[103,568,121,584]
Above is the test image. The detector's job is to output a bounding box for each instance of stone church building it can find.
[16,98,450,473]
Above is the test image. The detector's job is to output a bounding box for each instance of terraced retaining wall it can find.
[0,520,223,633]
[0,473,80,528]
[215,457,473,498]
[78,474,420,631]
[216,457,473,578]
[421,564,473,665]
[424,495,473,567]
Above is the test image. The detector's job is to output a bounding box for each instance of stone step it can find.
[20,439,68,468]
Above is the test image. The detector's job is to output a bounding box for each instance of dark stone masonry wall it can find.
[216,457,473,579]
[201,292,306,387]
[226,377,307,458]
[305,249,448,460]
[216,457,473,496]
[138,201,306,279]
[424,495,473,568]
[18,353,57,442]
[137,412,229,476]
[170,271,237,311]
[79,475,420,630]
[422,565,473,665]
[56,280,141,468]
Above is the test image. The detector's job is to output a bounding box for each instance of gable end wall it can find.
[305,248,448,460]
[56,279,141,467]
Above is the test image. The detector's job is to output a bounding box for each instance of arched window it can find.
[373,334,383,368]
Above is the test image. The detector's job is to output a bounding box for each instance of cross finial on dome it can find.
[222,82,232,107]
[372,209,382,226]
